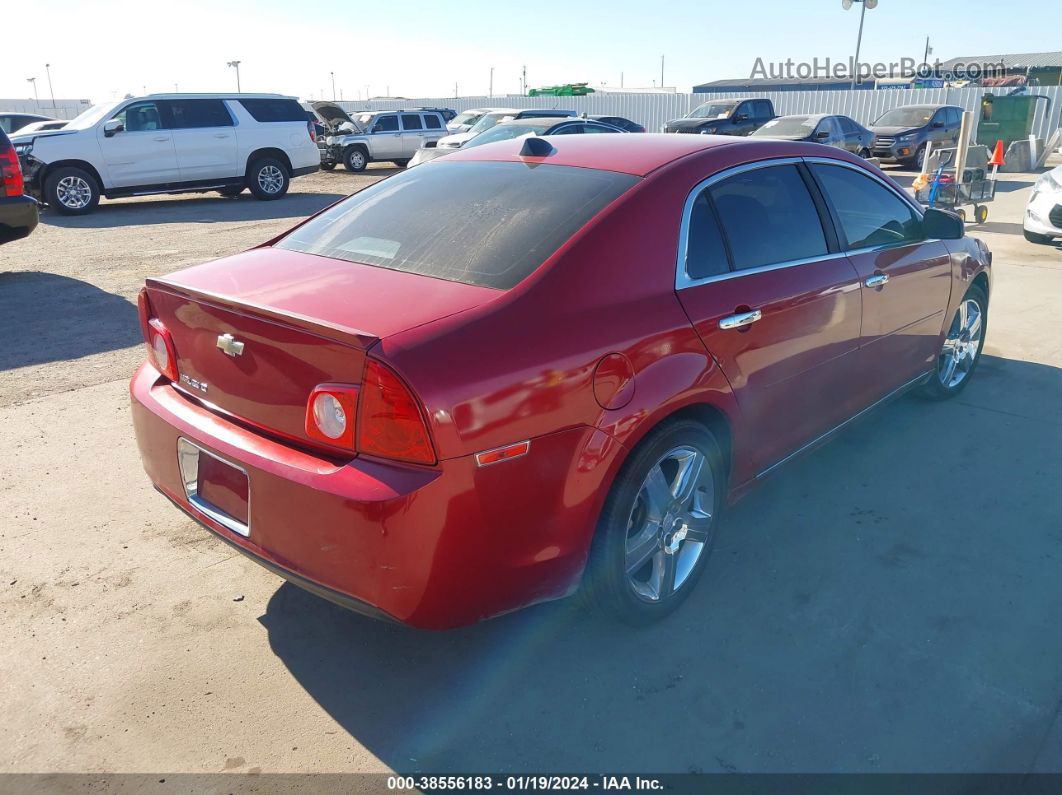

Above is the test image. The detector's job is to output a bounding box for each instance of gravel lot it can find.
[1,159,1061,776]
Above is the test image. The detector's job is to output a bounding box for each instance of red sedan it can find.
[131,134,991,629]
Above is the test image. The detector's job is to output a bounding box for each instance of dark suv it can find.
[663,98,775,136]
[0,129,38,244]
[869,104,963,168]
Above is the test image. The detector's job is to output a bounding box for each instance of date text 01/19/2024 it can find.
[386,775,665,791]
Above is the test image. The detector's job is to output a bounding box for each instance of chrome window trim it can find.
[177,437,251,538]
[675,155,936,291]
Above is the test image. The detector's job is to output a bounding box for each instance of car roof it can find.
[493,117,589,130]
[442,132,765,176]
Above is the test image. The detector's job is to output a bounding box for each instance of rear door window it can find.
[810,163,923,249]
[165,99,233,128]
[400,114,423,131]
[709,164,828,270]
[275,161,639,289]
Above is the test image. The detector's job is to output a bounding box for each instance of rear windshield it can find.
[238,98,306,122]
[275,161,639,289]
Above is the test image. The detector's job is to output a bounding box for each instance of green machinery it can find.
[977,92,1053,149]
[527,83,595,97]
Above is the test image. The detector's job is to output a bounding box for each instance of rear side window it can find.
[238,98,306,122]
[709,165,828,270]
[400,114,423,131]
[685,194,730,280]
[166,99,233,128]
[811,164,922,249]
[424,114,442,130]
[755,100,773,119]
[275,161,639,289]
[373,115,398,132]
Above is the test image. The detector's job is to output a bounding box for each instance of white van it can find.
[11,93,320,214]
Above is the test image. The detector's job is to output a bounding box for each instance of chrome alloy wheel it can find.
[257,165,285,194]
[624,446,714,603]
[347,150,366,169]
[56,175,93,209]
[938,297,983,388]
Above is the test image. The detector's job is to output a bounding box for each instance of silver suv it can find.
[310,103,447,171]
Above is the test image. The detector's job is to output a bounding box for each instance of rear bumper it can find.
[0,194,39,243]
[130,362,616,629]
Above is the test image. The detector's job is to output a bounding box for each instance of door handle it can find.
[213,133,230,138]
[153,136,170,142]
[718,309,762,330]
[864,273,890,288]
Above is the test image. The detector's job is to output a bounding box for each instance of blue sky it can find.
[10,0,1060,102]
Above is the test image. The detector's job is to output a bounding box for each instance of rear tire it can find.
[247,157,289,200]
[918,284,987,401]
[1024,229,1053,244]
[344,147,368,172]
[858,147,872,159]
[44,166,100,215]
[581,419,725,625]
[320,161,337,171]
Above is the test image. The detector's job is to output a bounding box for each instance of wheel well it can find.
[972,271,989,301]
[41,160,104,191]
[345,143,369,155]
[648,403,734,479]
[245,148,292,176]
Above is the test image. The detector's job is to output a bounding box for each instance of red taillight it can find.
[356,359,436,465]
[307,121,317,142]
[305,384,359,450]
[138,288,179,381]
[1,144,24,198]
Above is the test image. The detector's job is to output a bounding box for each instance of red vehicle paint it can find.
[131,134,991,629]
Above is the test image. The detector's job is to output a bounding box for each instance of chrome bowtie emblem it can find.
[216,333,245,357]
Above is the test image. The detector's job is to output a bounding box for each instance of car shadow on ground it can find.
[0,272,141,369]
[40,191,348,230]
[260,354,1062,774]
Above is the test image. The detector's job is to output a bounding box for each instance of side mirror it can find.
[733,114,749,122]
[815,130,830,140]
[931,121,944,129]
[103,119,124,137]
[923,207,964,239]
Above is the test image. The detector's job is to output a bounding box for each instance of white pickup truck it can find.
[310,102,447,171]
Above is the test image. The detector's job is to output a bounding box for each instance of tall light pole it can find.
[842,0,877,89]
[27,77,38,107]
[660,55,665,89]
[489,66,494,98]
[45,63,56,110]
[227,60,242,92]
[330,71,336,101]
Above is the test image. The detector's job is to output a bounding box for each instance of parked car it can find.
[446,107,493,133]
[0,112,55,134]
[663,98,775,136]
[15,119,68,134]
[752,113,874,157]
[869,104,963,168]
[130,134,991,629]
[0,129,39,244]
[414,106,457,123]
[589,114,646,133]
[12,93,319,215]
[434,109,577,151]
[409,112,601,167]
[320,109,448,171]
[1023,164,1062,244]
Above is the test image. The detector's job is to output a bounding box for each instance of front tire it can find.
[392,159,411,168]
[582,419,725,625]
[343,147,368,172]
[918,285,987,400]
[44,166,100,215]
[247,158,289,200]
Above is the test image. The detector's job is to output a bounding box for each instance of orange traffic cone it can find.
[988,140,1005,167]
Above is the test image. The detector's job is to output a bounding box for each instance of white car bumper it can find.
[1024,189,1062,237]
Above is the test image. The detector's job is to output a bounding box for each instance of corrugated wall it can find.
[336,86,1062,141]
[0,100,93,120]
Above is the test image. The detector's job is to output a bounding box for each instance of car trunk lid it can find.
[145,246,498,448]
